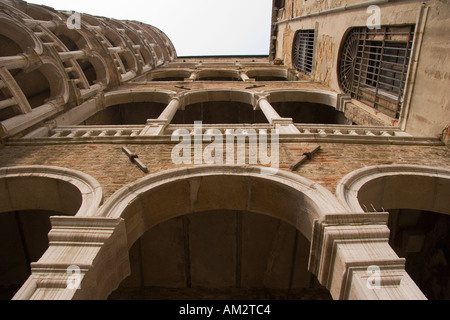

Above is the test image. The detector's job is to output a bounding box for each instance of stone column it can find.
[185,71,198,82]
[158,96,181,122]
[0,50,41,70]
[23,19,57,30]
[255,94,281,124]
[240,72,254,82]
[140,96,182,136]
[58,50,88,62]
[308,212,427,300]
[256,94,300,134]
[0,55,29,70]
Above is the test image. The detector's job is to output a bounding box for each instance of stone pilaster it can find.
[13,216,130,300]
[308,213,427,300]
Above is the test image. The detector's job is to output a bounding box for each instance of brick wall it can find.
[0,143,448,202]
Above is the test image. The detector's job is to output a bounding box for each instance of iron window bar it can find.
[339,25,415,119]
[293,29,315,74]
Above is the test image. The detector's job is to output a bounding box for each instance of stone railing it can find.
[165,124,275,136]
[7,123,443,146]
[48,125,145,139]
[294,124,410,137]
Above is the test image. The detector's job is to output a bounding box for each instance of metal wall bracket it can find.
[290,145,321,171]
[122,146,149,173]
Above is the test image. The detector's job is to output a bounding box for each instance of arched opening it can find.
[97,165,344,300]
[78,59,97,86]
[109,210,331,300]
[151,44,164,64]
[0,209,70,300]
[0,174,80,299]
[197,70,240,81]
[246,69,288,81]
[267,90,350,124]
[0,14,43,58]
[387,209,450,300]
[11,67,51,109]
[172,90,267,125]
[82,90,173,125]
[21,4,54,21]
[173,101,267,125]
[272,102,348,124]
[149,70,191,82]
[123,28,153,68]
[55,33,81,52]
[80,14,101,27]
[0,90,17,121]
[0,34,22,57]
[0,166,102,300]
[84,102,166,125]
[104,30,123,48]
[6,60,68,114]
[338,165,450,300]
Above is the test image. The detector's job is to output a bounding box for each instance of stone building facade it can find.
[0,0,449,300]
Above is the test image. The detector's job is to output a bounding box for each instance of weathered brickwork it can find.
[0,143,448,201]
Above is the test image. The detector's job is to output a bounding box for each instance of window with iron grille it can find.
[338,25,415,119]
[293,29,315,74]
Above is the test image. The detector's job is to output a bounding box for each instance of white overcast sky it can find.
[26,0,273,57]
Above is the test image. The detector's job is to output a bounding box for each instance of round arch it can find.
[104,89,176,108]
[82,52,110,87]
[181,88,256,107]
[264,89,338,108]
[262,89,347,124]
[34,57,71,105]
[79,89,176,125]
[337,164,450,214]
[337,165,450,300]
[197,69,241,81]
[148,69,191,81]
[0,165,103,299]
[0,165,103,217]
[246,68,289,81]
[96,165,345,249]
[0,13,43,56]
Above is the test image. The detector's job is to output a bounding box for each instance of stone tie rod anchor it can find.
[122,147,149,173]
[290,145,321,171]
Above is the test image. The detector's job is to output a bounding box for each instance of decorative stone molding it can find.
[96,165,346,247]
[264,88,338,109]
[0,165,103,217]
[337,165,450,214]
[13,216,129,300]
[308,213,427,300]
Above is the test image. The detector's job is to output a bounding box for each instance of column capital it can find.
[255,93,271,102]
[168,94,182,102]
[254,93,271,111]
